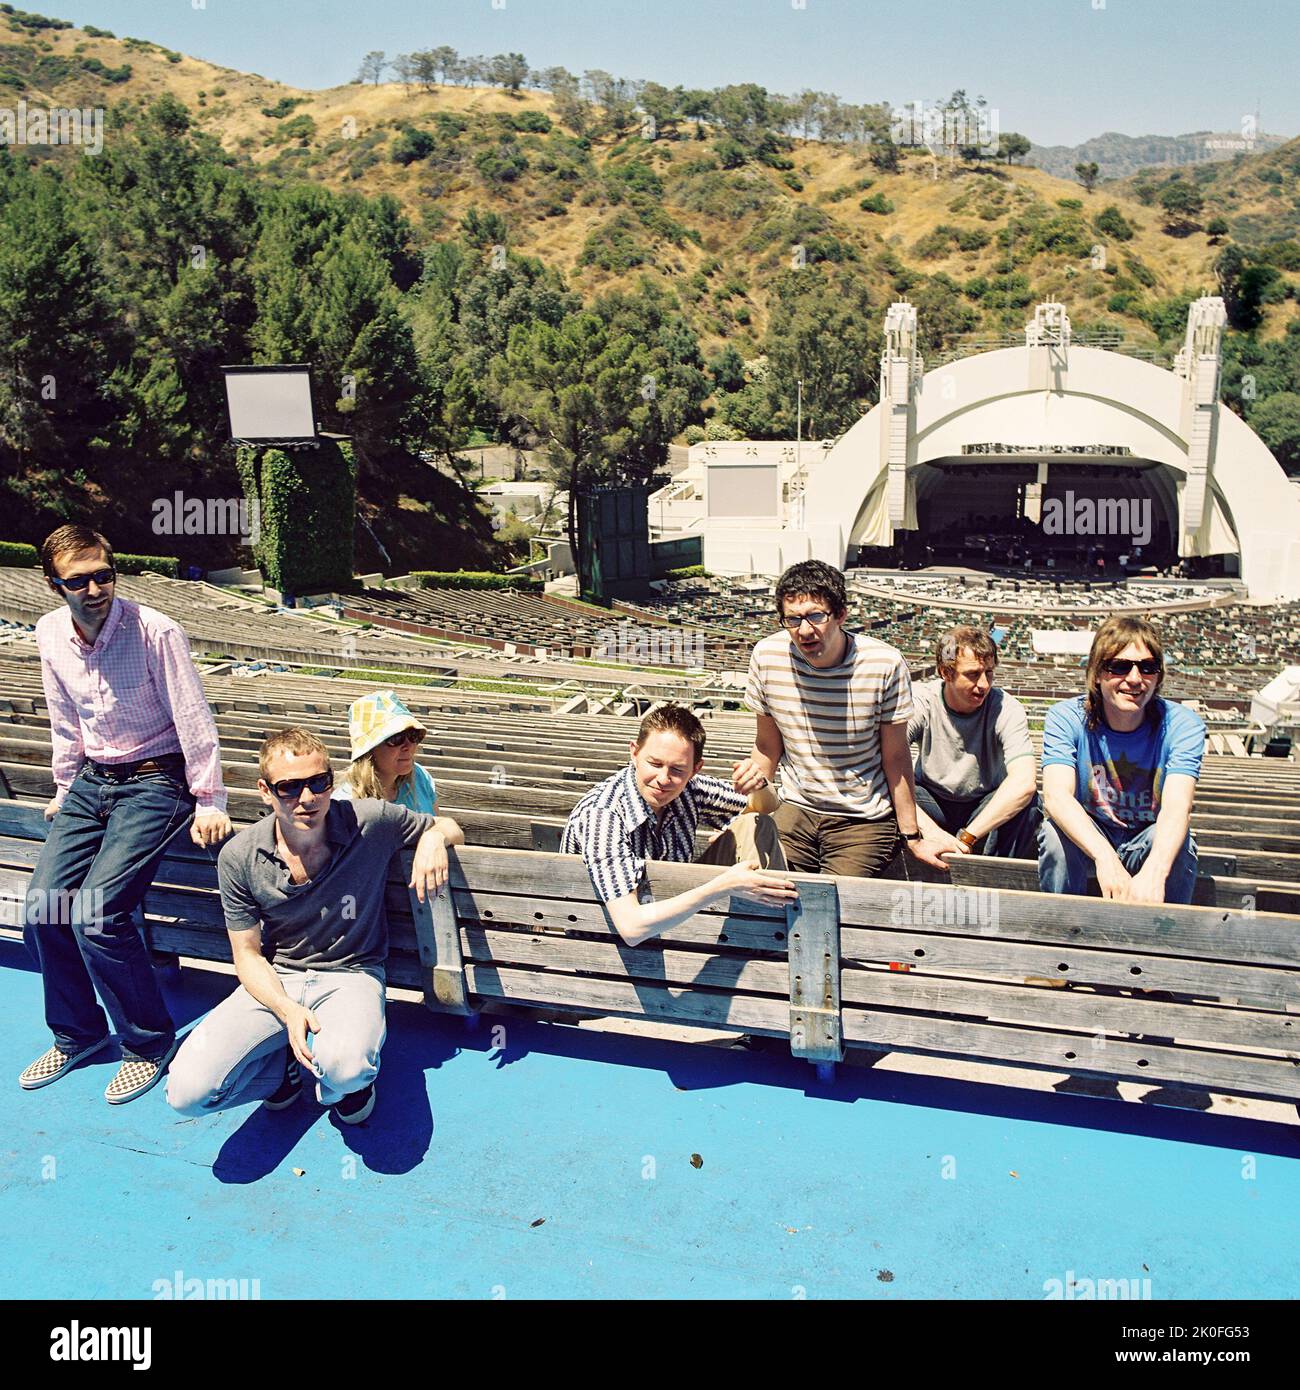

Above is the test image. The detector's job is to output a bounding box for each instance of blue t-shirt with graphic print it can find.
[1041,696,1204,832]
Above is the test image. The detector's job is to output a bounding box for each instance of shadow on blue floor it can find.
[5,945,1298,1175]
[50,956,1267,1169]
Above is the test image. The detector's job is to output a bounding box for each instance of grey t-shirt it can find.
[906,680,1033,800]
[216,798,438,971]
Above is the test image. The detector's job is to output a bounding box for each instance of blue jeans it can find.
[1038,815,1198,904]
[22,763,195,1061]
[914,783,1043,860]
[167,966,386,1113]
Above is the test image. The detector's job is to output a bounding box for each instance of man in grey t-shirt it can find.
[167,727,451,1126]
[907,626,1040,860]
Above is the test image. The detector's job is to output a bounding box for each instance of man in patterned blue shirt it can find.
[561,704,797,945]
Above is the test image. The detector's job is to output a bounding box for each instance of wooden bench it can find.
[1,803,1297,1110]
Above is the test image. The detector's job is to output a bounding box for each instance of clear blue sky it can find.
[61,0,1296,147]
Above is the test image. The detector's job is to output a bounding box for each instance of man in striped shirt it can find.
[560,704,797,946]
[742,560,950,877]
[19,525,231,1106]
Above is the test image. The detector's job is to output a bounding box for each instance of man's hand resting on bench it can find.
[714,858,799,908]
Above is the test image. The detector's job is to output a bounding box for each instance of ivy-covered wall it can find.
[237,441,356,595]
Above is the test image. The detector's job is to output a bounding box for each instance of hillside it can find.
[2,7,1299,570]
[6,8,1293,363]
[1112,137,1300,250]
[1027,128,1288,183]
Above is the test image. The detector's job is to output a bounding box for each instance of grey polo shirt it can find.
[216,798,438,971]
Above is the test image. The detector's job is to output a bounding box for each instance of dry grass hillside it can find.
[7,10,1298,359]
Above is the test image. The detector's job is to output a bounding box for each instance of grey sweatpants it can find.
[166,965,386,1113]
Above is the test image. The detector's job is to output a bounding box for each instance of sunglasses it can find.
[267,770,334,801]
[1101,659,1162,678]
[383,728,425,748]
[51,567,116,592]
[781,611,833,630]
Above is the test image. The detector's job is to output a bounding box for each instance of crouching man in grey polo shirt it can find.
[167,728,452,1126]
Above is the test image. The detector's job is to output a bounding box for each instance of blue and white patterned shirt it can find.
[560,763,747,904]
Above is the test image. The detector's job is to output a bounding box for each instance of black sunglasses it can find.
[1101,659,1162,678]
[52,567,116,592]
[267,770,334,801]
[383,728,425,748]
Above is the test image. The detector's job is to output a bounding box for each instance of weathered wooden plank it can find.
[939,855,1300,915]
[433,848,1300,967]
[834,923,1300,1013]
[838,1006,1300,1100]
[369,876,1293,1016]
[832,877,1300,967]
[455,923,1297,1052]
[463,964,1300,1099]
[441,877,1299,1010]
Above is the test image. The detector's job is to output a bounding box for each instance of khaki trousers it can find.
[771,801,899,877]
[692,812,788,870]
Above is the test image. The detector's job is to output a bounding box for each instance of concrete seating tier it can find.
[620,574,1295,718]
[342,585,753,671]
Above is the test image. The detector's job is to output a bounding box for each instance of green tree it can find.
[490,53,529,93]
[745,270,880,439]
[639,81,683,137]
[708,344,746,393]
[1093,205,1134,241]
[868,136,901,172]
[1215,243,1278,331]
[251,186,429,456]
[429,46,459,83]
[0,162,115,477]
[357,51,387,85]
[1074,161,1100,193]
[391,125,435,165]
[1158,179,1204,233]
[998,132,1031,164]
[492,312,659,574]
[1248,391,1300,474]
[71,94,260,464]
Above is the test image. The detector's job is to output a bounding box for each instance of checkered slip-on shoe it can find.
[104,1040,179,1106]
[19,1037,112,1090]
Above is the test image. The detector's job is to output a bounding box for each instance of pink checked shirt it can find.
[35,597,227,813]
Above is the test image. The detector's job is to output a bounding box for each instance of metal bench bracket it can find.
[787,880,843,1065]
[406,854,475,1016]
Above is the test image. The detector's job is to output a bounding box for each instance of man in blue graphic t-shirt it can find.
[1039,617,1204,904]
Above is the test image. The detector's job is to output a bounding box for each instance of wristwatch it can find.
[901,829,923,841]
[956,827,978,849]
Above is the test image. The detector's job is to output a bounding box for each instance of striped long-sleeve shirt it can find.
[35,597,227,812]
[745,629,913,820]
[560,763,746,904]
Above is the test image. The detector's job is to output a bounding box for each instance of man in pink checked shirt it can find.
[18,524,232,1106]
